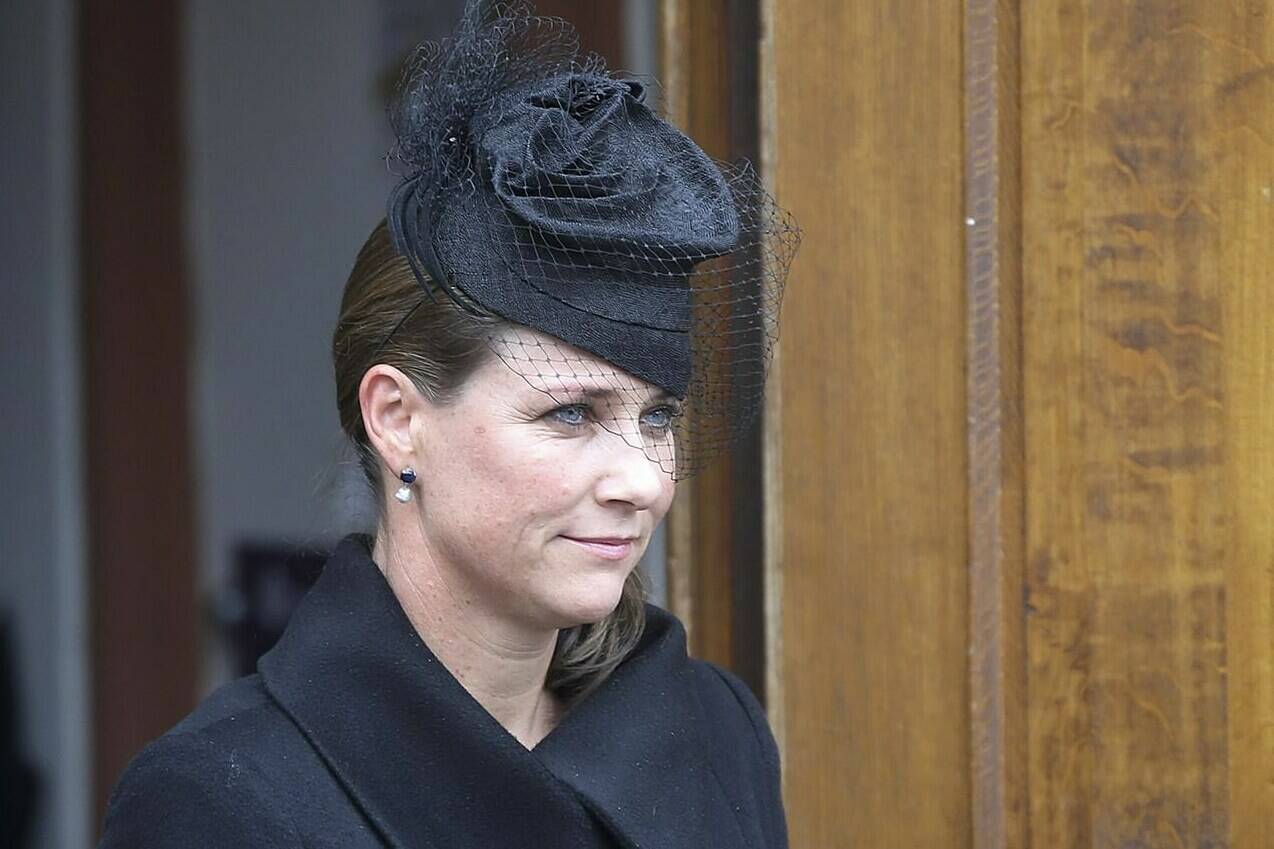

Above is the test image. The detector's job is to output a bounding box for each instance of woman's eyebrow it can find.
[553,384,676,404]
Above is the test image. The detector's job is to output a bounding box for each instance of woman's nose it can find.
[594,438,667,509]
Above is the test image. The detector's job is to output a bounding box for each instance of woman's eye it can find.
[640,405,677,431]
[546,404,590,428]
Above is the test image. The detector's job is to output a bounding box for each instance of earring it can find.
[394,467,417,503]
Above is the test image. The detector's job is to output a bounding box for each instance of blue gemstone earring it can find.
[394,467,417,503]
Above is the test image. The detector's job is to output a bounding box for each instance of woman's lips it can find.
[561,536,637,560]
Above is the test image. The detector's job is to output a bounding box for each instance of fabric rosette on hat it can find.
[385,0,800,479]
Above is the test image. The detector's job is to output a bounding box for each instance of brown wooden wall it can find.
[660,0,1274,846]
[1017,3,1274,846]
[764,0,972,845]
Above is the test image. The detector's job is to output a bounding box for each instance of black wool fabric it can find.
[97,534,788,848]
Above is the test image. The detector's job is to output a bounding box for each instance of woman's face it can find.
[403,328,679,631]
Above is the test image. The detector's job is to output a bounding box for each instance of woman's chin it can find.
[541,580,628,629]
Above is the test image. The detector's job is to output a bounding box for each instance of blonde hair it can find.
[331,220,647,706]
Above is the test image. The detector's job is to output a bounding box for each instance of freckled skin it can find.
[405,332,677,633]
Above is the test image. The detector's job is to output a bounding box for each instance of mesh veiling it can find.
[384,0,800,480]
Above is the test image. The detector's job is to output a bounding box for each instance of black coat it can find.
[98,534,788,848]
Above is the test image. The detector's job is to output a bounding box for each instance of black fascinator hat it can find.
[385,0,799,479]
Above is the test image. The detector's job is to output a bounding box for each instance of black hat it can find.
[385,0,799,478]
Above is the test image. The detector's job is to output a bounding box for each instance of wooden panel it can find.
[1021,2,1274,846]
[662,0,735,670]
[764,1,971,845]
[81,0,198,827]
[661,0,767,694]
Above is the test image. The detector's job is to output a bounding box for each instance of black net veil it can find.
[384,1,800,480]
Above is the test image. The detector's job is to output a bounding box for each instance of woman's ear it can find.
[359,365,420,470]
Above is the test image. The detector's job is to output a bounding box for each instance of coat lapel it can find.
[258,534,742,849]
[258,535,610,849]
[532,609,745,849]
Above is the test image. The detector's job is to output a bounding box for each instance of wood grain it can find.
[1021,2,1274,845]
[765,1,971,845]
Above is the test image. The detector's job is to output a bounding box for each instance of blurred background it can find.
[6,1,1274,848]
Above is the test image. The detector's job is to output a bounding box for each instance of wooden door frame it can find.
[660,0,768,698]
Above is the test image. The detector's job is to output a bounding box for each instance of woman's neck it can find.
[372,527,564,749]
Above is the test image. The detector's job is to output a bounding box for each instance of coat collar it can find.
[258,534,735,849]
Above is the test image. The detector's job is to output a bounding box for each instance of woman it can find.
[98,3,798,847]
